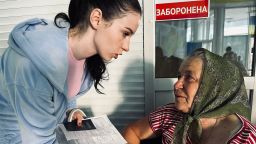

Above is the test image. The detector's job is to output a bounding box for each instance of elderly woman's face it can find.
[174,57,203,113]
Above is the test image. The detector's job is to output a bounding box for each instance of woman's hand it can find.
[66,108,86,127]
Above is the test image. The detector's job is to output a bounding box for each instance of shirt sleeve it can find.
[149,103,183,135]
[149,104,174,134]
[149,107,164,134]
[228,114,256,143]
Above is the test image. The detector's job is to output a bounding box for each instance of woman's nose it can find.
[122,39,130,52]
[174,78,183,90]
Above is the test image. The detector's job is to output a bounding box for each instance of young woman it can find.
[0,0,142,143]
[123,48,256,144]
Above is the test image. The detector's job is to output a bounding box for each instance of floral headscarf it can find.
[172,48,251,144]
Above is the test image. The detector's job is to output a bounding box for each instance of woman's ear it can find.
[90,8,103,30]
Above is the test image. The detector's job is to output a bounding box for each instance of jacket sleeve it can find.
[7,84,58,144]
[3,49,64,144]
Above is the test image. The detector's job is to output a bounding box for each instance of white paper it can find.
[56,115,127,144]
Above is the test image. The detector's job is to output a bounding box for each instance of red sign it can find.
[156,0,209,21]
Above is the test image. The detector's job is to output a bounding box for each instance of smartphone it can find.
[64,119,96,131]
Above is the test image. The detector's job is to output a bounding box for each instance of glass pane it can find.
[222,7,255,76]
[155,21,186,78]
[155,11,214,78]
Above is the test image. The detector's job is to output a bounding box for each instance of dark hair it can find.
[226,46,232,51]
[54,0,142,94]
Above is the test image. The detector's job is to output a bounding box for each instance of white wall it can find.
[0,0,145,131]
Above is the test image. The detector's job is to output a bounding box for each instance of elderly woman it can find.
[122,48,256,144]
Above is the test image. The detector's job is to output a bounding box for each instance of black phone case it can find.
[64,119,96,131]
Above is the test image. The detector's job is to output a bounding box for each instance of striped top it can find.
[149,103,256,144]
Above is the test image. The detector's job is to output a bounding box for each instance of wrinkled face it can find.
[94,12,141,61]
[174,57,203,113]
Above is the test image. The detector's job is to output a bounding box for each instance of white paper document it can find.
[56,115,127,144]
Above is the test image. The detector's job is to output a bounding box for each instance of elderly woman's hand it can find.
[66,108,87,127]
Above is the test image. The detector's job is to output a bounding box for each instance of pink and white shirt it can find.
[149,103,256,144]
